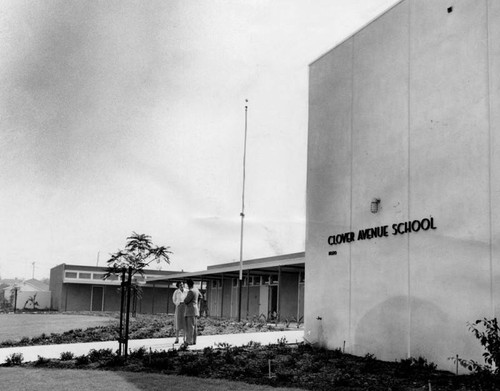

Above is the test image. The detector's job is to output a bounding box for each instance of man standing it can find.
[183,278,200,345]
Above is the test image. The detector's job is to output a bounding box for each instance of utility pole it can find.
[238,99,248,322]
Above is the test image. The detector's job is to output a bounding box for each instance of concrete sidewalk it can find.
[0,330,304,363]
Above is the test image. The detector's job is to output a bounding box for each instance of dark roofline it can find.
[146,253,305,284]
[52,263,182,276]
[207,252,305,270]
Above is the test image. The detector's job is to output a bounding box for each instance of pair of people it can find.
[172,279,200,345]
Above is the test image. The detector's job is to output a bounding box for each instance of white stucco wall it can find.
[14,291,51,310]
[305,0,500,371]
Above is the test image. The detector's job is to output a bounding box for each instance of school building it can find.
[305,0,500,370]
[49,264,180,313]
[49,253,305,322]
[146,252,305,322]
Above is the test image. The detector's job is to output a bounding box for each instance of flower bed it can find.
[5,340,495,391]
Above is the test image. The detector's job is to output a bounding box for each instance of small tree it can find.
[24,293,39,310]
[469,318,500,373]
[452,318,500,376]
[104,232,172,277]
[104,232,172,357]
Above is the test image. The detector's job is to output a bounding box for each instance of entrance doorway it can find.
[91,286,104,311]
[268,285,278,320]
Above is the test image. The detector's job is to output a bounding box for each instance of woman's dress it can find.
[172,289,187,331]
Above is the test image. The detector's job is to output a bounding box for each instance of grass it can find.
[0,313,115,341]
[0,312,283,347]
[0,367,306,391]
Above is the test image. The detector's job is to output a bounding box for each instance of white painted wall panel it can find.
[306,0,499,370]
[488,0,500,318]
[349,2,410,360]
[305,40,352,346]
[408,0,490,365]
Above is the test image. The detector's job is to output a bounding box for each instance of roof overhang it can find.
[146,255,304,284]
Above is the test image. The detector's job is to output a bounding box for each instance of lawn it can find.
[0,313,116,341]
[0,312,281,347]
[0,367,306,391]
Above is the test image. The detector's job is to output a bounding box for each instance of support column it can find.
[277,267,281,322]
[246,270,250,318]
[220,274,224,318]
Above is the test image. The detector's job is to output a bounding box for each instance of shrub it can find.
[297,342,314,354]
[146,350,175,371]
[178,342,189,351]
[88,348,114,362]
[19,337,30,345]
[100,354,127,368]
[295,354,322,373]
[60,351,75,361]
[34,355,50,366]
[451,318,500,377]
[5,352,24,366]
[0,339,15,347]
[361,352,379,373]
[177,355,208,376]
[469,318,500,373]
[243,340,261,348]
[215,342,232,349]
[75,354,89,366]
[129,346,147,359]
[395,356,437,378]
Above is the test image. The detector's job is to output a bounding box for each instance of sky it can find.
[0,0,399,280]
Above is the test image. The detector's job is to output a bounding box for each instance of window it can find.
[79,273,91,279]
[262,275,278,285]
[93,273,106,280]
[65,272,77,278]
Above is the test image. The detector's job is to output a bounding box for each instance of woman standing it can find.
[172,281,186,344]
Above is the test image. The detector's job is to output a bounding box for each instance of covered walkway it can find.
[147,252,305,322]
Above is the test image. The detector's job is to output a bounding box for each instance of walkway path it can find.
[0,330,304,363]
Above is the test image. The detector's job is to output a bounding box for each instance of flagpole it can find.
[238,99,248,322]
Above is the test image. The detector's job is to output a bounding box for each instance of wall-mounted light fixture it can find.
[371,198,380,213]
